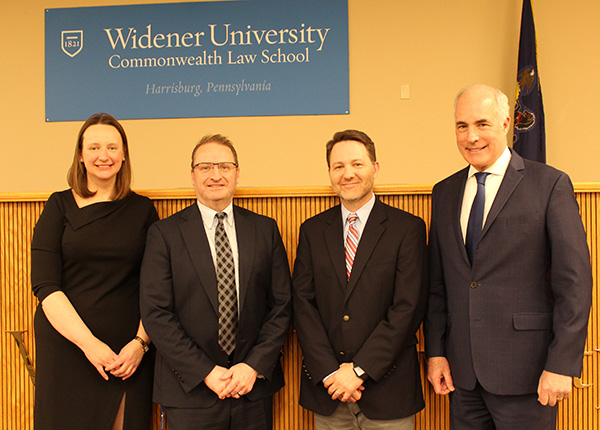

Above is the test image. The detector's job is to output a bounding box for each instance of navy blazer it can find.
[425,150,593,395]
[293,199,428,420]
[140,204,292,407]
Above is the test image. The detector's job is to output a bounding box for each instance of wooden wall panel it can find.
[571,191,600,430]
[1,185,598,430]
[1,201,42,430]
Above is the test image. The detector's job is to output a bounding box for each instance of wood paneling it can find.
[1,185,598,429]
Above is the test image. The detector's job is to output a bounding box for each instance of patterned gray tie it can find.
[215,212,237,355]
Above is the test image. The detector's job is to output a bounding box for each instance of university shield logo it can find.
[61,30,83,57]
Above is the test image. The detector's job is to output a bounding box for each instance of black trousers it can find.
[165,396,273,430]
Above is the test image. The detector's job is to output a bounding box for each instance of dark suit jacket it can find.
[140,203,292,407]
[292,199,428,420]
[425,150,593,395]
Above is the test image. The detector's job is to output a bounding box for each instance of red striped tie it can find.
[345,214,359,280]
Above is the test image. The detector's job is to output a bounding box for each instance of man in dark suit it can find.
[425,84,593,429]
[293,130,428,429]
[140,134,292,430]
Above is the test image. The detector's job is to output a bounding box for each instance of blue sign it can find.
[45,0,349,121]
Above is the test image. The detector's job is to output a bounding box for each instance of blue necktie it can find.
[466,172,490,264]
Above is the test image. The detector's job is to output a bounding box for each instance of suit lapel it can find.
[451,168,471,266]
[480,150,525,241]
[179,204,219,315]
[324,206,347,292]
[233,206,255,314]
[345,199,386,300]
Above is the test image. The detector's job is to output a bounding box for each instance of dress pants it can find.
[450,381,557,430]
[165,396,272,430]
[314,403,413,430]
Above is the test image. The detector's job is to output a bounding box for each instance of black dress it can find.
[31,190,159,429]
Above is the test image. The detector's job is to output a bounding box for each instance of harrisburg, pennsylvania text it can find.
[104,23,330,68]
[145,80,271,97]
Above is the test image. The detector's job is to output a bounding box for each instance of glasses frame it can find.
[192,161,239,173]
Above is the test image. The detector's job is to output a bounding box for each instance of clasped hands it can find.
[204,363,259,400]
[323,362,365,403]
[84,337,145,381]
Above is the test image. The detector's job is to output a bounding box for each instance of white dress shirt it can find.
[460,146,512,244]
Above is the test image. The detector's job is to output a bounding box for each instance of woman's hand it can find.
[81,338,119,381]
[105,340,145,380]
[40,292,120,381]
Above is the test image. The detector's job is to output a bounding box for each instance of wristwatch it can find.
[353,364,366,380]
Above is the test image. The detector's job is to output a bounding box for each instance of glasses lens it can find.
[197,163,211,173]
[195,162,236,173]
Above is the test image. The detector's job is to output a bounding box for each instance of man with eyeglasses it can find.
[140,134,292,430]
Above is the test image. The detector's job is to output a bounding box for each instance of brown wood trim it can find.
[1,182,599,202]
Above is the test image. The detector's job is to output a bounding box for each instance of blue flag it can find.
[513,0,546,163]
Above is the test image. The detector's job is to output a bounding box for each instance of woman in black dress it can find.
[31,113,158,429]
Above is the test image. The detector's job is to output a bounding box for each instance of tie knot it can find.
[216,212,227,223]
[475,172,490,185]
[347,213,358,225]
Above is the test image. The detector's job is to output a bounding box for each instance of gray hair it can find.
[454,84,510,127]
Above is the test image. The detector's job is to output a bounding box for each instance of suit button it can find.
[339,351,345,356]
[343,315,350,322]
[470,282,478,288]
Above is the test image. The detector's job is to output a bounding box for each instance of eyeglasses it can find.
[192,161,238,174]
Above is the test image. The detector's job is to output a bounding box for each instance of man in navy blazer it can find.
[293,130,428,429]
[425,84,592,429]
[140,135,291,430]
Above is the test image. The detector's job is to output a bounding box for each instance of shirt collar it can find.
[341,193,376,224]
[467,146,511,179]
[196,200,234,229]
